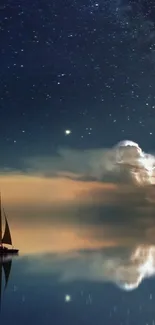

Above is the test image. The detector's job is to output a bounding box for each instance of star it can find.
[65,129,71,135]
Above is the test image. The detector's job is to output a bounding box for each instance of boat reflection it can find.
[0,256,13,310]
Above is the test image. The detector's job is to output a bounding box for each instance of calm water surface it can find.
[1,249,155,325]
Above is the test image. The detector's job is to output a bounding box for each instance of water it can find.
[1,249,155,325]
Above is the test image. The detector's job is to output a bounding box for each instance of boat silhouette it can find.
[0,194,19,255]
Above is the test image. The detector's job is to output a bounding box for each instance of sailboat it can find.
[0,195,19,255]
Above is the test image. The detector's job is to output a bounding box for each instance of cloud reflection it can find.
[25,245,155,291]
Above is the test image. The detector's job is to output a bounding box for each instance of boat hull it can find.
[0,247,19,255]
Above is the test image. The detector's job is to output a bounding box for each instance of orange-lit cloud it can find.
[0,171,146,206]
[0,174,116,207]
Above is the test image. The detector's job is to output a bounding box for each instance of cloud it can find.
[24,147,116,180]
[24,140,155,185]
[3,140,154,226]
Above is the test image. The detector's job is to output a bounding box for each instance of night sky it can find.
[1,0,155,168]
[2,2,155,323]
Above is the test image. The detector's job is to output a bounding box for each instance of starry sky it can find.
[3,4,155,321]
[2,0,155,260]
[1,0,155,169]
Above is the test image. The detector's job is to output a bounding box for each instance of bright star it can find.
[65,129,71,135]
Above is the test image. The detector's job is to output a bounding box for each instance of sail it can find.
[2,212,12,246]
[2,259,12,290]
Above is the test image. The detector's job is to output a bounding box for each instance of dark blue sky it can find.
[1,0,155,166]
